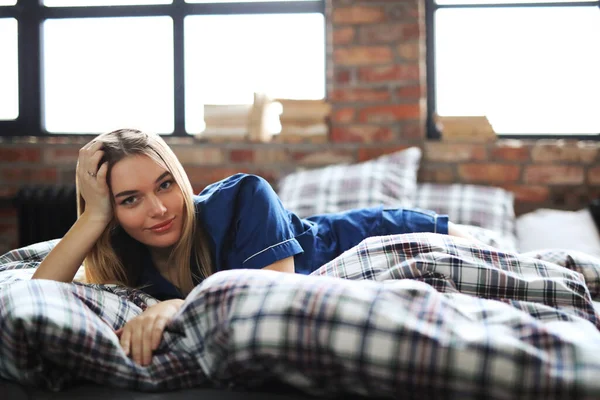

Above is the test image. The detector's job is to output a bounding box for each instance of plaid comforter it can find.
[2,234,600,399]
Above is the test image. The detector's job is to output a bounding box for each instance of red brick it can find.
[589,166,600,185]
[1,167,58,182]
[229,149,254,163]
[359,104,421,123]
[335,69,352,84]
[531,142,598,164]
[400,23,420,40]
[333,27,355,45]
[0,186,18,199]
[333,6,386,24]
[0,207,17,219]
[397,42,420,61]
[291,150,356,166]
[418,165,457,183]
[332,108,356,123]
[334,46,393,66]
[425,143,487,162]
[501,185,550,203]
[458,164,521,183]
[357,146,411,162]
[252,149,291,164]
[358,64,419,82]
[191,183,207,195]
[0,148,41,163]
[185,167,248,187]
[43,147,80,164]
[549,186,594,209]
[359,24,406,44]
[396,85,423,99]
[173,147,224,165]
[524,165,584,185]
[491,142,530,161]
[252,170,279,186]
[330,88,390,103]
[331,125,394,143]
[399,122,425,139]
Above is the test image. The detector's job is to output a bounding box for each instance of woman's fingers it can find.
[151,317,168,351]
[78,140,102,176]
[87,149,105,176]
[84,142,104,177]
[96,161,109,187]
[119,328,131,357]
[131,324,144,365]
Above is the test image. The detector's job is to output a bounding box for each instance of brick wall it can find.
[0,0,599,255]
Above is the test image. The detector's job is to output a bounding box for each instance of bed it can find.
[3,146,600,399]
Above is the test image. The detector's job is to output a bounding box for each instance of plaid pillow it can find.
[415,183,517,250]
[277,147,421,218]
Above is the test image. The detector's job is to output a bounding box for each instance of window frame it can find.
[0,0,325,137]
[425,0,600,140]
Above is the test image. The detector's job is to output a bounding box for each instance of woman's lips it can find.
[148,218,175,233]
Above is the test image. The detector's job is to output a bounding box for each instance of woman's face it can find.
[110,154,185,249]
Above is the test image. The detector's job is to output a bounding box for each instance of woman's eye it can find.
[121,196,137,206]
[160,180,173,190]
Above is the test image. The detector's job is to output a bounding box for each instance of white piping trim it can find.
[243,238,296,264]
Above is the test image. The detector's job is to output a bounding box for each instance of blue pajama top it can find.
[138,173,449,300]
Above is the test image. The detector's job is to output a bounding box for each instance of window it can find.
[0,18,18,121]
[184,13,324,133]
[427,0,600,138]
[0,0,325,135]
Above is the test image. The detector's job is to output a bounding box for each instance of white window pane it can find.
[0,1,17,5]
[43,17,174,134]
[0,18,18,120]
[44,0,171,6]
[184,13,325,133]
[435,8,600,134]
[437,0,595,5]
[187,0,312,2]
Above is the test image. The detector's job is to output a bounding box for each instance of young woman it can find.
[31,128,474,366]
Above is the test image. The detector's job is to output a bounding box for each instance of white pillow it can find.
[516,208,600,258]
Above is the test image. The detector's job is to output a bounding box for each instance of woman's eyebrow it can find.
[154,171,171,183]
[114,172,172,198]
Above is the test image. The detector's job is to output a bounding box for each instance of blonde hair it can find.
[77,128,213,296]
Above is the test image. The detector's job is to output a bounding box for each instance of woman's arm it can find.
[262,256,295,274]
[32,139,112,282]
[448,222,482,244]
[32,212,109,282]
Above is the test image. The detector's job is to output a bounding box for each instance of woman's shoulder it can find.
[193,173,273,210]
[195,173,270,199]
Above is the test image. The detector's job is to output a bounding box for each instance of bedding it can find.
[2,234,600,399]
[414,183,518,251]
[277,147,422,218]
[516,208,600,258]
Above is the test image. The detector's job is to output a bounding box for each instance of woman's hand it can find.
[115,299,184,366]
[76,139,112,225]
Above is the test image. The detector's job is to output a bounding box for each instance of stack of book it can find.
[276,99,331,141]
[434,114,497,142]
[200,104,252,139]
[197,95,332,142]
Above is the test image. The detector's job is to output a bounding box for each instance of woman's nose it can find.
[148,196,167,216]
